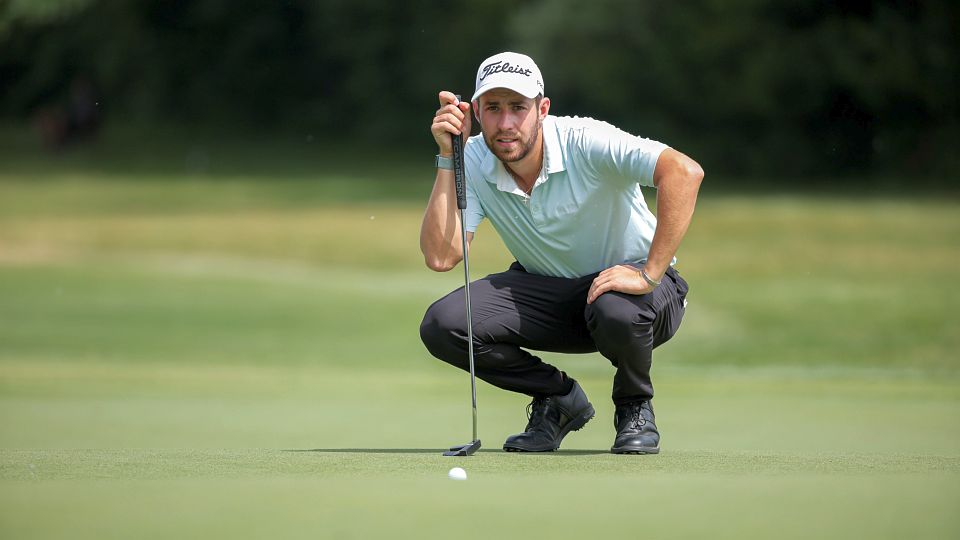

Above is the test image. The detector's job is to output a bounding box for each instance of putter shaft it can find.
[460,207,478,443]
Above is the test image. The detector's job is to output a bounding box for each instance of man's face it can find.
[475,89,546,163]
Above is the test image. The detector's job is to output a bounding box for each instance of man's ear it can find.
[472,100,480,126]
[539,97,551,120]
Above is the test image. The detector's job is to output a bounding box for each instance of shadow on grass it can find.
[284,448,608,456]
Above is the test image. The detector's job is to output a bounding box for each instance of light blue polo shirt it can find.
[463,115,668,278]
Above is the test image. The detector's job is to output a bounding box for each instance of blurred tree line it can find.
[1,0,956,178]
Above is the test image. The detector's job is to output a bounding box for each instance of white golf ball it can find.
[448,467,467,481]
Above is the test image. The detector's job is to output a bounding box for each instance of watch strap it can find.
[435,154,454,170]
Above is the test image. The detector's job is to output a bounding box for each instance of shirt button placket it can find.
[530,197,542,224]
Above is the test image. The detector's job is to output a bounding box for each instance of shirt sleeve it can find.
[463,140,485,234]
[464,181,484,233]
[578,118,669,188]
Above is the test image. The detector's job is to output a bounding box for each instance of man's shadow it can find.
[284,448,608,455]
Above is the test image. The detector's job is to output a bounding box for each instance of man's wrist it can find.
[638,267,662,288]
[640,259,668,280]
[435,154,454,170]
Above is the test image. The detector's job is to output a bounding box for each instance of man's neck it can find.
[504,134,544,192]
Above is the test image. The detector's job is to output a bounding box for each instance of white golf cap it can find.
[471,52,544,102]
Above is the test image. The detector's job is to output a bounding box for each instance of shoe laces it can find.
[627,402,647,429]
[526,397,550,428]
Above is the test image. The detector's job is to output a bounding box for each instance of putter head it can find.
[443,439,481,456]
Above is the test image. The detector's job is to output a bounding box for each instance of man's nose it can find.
[497,113,514,131]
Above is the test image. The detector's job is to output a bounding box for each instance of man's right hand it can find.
[431,91,472,156]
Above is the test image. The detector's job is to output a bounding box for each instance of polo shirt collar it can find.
[542,115,565,175]
[482,115,566,192]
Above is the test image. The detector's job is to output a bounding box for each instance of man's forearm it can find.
[644,157,704,279]
[419,168,464,272]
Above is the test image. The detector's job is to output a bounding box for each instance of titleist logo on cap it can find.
[479,61,533,81]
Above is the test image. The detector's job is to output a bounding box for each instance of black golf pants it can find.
[420,262,689,405]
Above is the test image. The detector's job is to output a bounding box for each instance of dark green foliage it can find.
[513,0,958,176]
[0,0,956,177]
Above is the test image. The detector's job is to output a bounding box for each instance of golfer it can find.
[420,52,703,454]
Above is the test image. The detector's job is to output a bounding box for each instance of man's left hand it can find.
[586,265,655,304]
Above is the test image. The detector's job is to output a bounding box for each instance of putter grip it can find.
[451,95,467,210]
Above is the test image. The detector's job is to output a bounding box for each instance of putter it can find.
[444,95,481,457]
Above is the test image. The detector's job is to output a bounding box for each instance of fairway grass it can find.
[1,177,958,538]
[2,358,958,539]
[4,470,956,540]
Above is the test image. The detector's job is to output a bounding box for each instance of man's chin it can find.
[494,150,522,163]
[490,145,526,163]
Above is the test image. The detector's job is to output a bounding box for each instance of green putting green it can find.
[0,176,958,539]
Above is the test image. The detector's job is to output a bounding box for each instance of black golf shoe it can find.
[611,400,660,454]
[503,379,595,452]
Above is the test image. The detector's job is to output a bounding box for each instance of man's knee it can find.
[420,294,467,364]
[585,292,655,340]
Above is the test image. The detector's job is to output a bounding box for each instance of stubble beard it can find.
[484,117,542,164]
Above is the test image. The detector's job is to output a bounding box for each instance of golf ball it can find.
[448,467,467,481]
